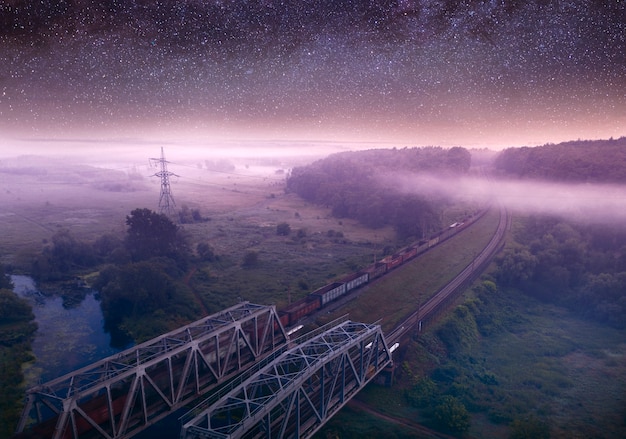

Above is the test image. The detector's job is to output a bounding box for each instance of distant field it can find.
[0,158,394,268]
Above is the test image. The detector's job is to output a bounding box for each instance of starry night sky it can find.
[1,0,625,149]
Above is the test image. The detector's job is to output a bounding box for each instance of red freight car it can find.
[310,282,347,306]
[400,246,418,262]
[381,254,403,270]
[278,311,290,329]
[285,296,321,326]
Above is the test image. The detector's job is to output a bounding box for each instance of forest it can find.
[495,217,626,329]
[492,137,626,328]
[494,137,626,182]
[286,146,471,238]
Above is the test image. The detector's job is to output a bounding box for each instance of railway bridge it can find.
[17,205,508,439]
[180,320,392,439]
[16,303,289,439]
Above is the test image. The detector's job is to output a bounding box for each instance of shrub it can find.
[276,222,291,236]
[433,395,470,433]
[242,251,259,268]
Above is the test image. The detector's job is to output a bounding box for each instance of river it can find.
[11,275,122,386]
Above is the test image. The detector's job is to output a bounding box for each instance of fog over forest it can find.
[392,173,626,226]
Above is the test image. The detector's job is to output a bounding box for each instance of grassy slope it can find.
[470,292,626,439]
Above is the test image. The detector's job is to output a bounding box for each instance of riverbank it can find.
[11,276,121,386]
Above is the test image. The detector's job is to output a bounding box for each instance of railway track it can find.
[387,203,508,345]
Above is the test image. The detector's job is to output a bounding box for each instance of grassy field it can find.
[0,157,395,267]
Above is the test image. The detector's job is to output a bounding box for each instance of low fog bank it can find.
[0,136,388,167]
[393,173,626,226]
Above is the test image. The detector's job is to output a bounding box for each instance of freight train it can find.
[278,210,485,328]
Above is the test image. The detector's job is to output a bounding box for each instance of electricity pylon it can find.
[150,147,178,217]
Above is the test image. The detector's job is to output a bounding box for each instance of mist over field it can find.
[0,135,384,167]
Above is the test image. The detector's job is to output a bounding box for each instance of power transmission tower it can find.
[150,147,178,218]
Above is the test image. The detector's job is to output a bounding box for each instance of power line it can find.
[149,147,178,217]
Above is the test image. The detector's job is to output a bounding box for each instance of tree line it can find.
[494,137,626,182]
[492,137,626,328]
[286,146,471,239]
[0,266,37,438]
[30,208,207,343]
[495,216,626,328]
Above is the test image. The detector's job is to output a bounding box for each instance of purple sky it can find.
[1,1,625,154]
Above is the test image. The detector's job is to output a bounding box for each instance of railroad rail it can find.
[387,203,508,345]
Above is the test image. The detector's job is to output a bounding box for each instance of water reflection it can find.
[11,275,122,385]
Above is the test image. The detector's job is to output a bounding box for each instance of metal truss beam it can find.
[17,302,288,439]
[181,320,392,439]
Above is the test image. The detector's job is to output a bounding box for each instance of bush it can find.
[276,222,291,236]
[242,251,259,268]
[433,395,470,433]
[406,377,439,408]
[509,416,550,439]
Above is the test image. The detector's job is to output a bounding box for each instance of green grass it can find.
[469,292,626,438]
[316,404,430,439]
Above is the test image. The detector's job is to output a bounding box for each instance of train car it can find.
[310,282,347,306]
[399,246,418,262]
[278,311,290,329]
[285,296,321,326]
[381,254,403,270]
[428,236,440,247]
[363,262,387,280]
[341,271,369,293]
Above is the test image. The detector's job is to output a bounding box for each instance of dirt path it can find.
[183,266,209,316]
[347,399,460,439]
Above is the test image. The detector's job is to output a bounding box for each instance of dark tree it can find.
[446,146,472,172]
[242,251,259,268]
[276,222,291,236]
[196,242,217,261]
[0,264,12,290]
[96,258,179,323]
[31,229,97,281]
[125,208,182,262]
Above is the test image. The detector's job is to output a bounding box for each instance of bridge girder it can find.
[17,302,288,439]
[181,320,392,439]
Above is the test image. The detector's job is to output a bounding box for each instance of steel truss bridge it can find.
[181,320,392,439]
[17,303,288,439]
